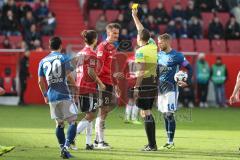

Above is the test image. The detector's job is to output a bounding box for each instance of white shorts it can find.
[49,100,78,120]
[157,91,179,113]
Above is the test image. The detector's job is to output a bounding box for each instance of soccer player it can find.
[132,9,158,151]
[38,37,78,159]
[157,33,193,150]
[94,23,123,149]
[125,56,140,124]
[75,30,106,150]
[229,71,240,104]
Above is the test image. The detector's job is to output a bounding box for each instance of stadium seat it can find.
[227,40,240,53]
[148,0,161,10]
[9,36,23,44]
[201,12,214,36]
[89,10,104,28]
[179,38,195,52]
[158,25,167,34]
[106,10,119,22]
[171,39,179,50]
[42,36,51,49]
[195,39,210,53]
[217,12,230,27]
[211,40,227,53]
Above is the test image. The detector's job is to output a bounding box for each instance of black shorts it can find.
[78,93,98,113]
[99,84,116,106]
[136,76,157,110]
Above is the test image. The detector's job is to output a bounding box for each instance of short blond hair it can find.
[158,33,172,41]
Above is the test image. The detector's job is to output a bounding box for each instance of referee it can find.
[132,8,158,151]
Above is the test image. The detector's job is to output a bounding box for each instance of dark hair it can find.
[139,29,150,42]
[106,23,121,31]
[216,56,222,60]
[81,30,98,45]
[49,36,62,50]
[158,33,172,41]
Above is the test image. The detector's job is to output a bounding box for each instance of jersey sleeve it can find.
[64,54,74,72]
[38,60,44,77]
[96,44,106,67]
[135,49,145,63]
[178,53,189,67]
[148,38,156,45]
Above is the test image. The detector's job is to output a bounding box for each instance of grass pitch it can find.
[0,105,240,160]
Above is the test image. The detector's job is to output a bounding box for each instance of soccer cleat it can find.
[159,143,175,150]
[124,119,131,124]
[85,144,94,150]
[70,140,78,151]
[141,145,157,151]
[93,140,98,148]
[131,120,142,125]
[60,147,72,159]
[96,141,111,149]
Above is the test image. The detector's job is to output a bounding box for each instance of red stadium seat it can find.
[105,10,119,22]
[195,39,210,53]
[217,12,230,27]
[9,36,22,44]
[201,12,214,35]
[179,38,195,52]
[89,10,104,28]
[211,40,227,53]
[149,0,161,10]
[42,36,51,49]
[158,25,167,34]
[171,39,179,50]
[227,40,240,53]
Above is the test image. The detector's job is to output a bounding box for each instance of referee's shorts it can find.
[137,76,157,110]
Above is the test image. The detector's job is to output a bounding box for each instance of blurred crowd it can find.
[0,0,56,50]
[90,0,240,41]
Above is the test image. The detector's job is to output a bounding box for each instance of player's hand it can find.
[133,87,139,98]
[229,94,239,105]
[115,85,121,98]
[113,72,124,80]
[44,97,49,104]
[132,9,138,17]
[177,81,188,88]
[99,82,106,91]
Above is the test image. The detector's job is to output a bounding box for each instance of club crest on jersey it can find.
[97,51,103,57]
[90,59,96,65]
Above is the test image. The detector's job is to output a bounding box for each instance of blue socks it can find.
[164,113,176,144]
[56,125,65,149]
[65,122,77,147]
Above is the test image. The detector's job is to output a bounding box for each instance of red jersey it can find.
[125,54,136,88]
[96,41,117,85]
[76,46,97,94]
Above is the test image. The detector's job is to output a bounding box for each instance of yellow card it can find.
[132,3,139,9]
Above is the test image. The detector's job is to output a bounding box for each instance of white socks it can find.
[125,104,132,120]
[77,118,90,134]
[86,122,92,145]
[132,105,139,121]
[95,116,105,142]
[126,104,139,121]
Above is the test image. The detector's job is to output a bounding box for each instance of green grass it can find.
[0,105,240,160]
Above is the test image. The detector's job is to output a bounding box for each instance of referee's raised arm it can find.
[132,9,144,32]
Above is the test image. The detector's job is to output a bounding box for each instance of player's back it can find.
[157,50,184,93]
[38,51,72,102]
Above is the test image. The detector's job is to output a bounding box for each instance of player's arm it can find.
[179,57,193,87]
[230,71,240,104]
[38,61,48,103]
[132,8,144,32]
[87,56,106,90]
[38,76,48,104]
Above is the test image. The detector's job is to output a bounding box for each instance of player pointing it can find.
[38,37,78,159]
[157,33,193,150]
